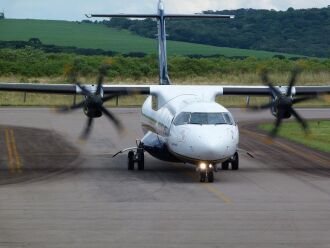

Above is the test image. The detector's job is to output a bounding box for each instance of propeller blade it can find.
[68,71,79,84]
[80,117,94,140]
[96,82,103,95]
[289,107,309,133]
[269,112,284,137]
[100,106,123,130]
[96,64,110,95]
[287,68,301,96]
[77,83,92,96]
[292,96,316,105]
[268,84,282,98]
[261,71,282,97]
[96,75,104,95]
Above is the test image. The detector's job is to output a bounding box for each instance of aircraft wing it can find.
[0,84,329,96]
[0,83,151,95]
[221,86,330,96]
[0,83,77,94]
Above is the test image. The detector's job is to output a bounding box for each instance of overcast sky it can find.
[1,0,329,21]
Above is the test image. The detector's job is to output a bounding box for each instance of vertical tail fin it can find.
[88,0,234,85]
[157,0,170,85]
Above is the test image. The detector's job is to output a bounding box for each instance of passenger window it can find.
[173,112,190,126]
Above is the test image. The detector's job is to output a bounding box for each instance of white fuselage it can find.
[140,86,239,165]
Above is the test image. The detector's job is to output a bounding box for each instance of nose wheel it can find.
[127,147,145,171]
[199,169,214,183]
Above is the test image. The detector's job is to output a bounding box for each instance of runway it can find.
[0,107,329,248]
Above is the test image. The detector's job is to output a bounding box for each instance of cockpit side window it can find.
[173,112,190,126]
[223,113,234,125]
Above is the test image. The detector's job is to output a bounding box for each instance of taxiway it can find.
[0,108,329,248]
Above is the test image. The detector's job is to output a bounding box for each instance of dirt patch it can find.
[239,121,330,179]
[0,125,80,185]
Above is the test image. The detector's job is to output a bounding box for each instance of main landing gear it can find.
[221,152,239,171]
[127,146,145,171]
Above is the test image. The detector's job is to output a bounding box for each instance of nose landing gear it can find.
[199,170,214,183]
[198,163,214,183]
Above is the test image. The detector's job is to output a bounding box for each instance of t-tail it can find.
[87,0,234,85]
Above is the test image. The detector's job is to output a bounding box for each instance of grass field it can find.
[259,121,330,154]
[0,19,302,58]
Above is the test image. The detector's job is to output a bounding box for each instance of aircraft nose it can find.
[192,135,230,160]
[186,127,236,161]
[169,126,237,162]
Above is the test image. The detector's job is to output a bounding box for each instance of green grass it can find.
[259,121,330,153]
[0,19,302,58]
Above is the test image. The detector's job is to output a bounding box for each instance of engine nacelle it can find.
[270,96,292,119]
[83,95,103,118]
[83,106,102,118]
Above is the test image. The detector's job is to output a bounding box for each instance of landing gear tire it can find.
[207,171,214,183]
[137,148,145,171]
[200,172,206,183]
[128,151,134,170]
[222,161,229,170]
[231,152,239,171]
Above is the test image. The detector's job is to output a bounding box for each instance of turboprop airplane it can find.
[0,0,329,182]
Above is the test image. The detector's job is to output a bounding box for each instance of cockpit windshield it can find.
[173,112,235,126]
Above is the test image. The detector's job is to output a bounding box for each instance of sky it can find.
[1,0,329,21]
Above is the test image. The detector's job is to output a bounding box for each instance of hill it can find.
[0,19,301,58]
[107,7,330,58]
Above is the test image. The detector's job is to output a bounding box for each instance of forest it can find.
[106,7,330,58]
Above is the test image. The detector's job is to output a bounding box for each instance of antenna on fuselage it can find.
[87,0,234,85]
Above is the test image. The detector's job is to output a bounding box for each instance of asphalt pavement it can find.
[0,107,329,248]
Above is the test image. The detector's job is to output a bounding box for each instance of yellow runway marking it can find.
[4,128,22,173]
[184,171,233,204]
[9,129,22,173]
[4,129,15,173]
[202,183,233,204]
[172,162,233,203]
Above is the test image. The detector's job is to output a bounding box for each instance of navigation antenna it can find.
[87,0,234,85]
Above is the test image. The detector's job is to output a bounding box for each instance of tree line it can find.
[105,7,330,58]
[0,39,146,58]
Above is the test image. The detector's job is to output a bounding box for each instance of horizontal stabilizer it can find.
[87,14,234,19]
[87,14,159,18]
[165,14,234,19]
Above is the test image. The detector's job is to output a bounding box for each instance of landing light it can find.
[199,163,206,170]
[209,164,213,169]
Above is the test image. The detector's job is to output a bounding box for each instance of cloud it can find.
[1,0,329,21]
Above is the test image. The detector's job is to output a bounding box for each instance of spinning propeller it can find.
[58,65,124,140]
[250,68,317,137]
